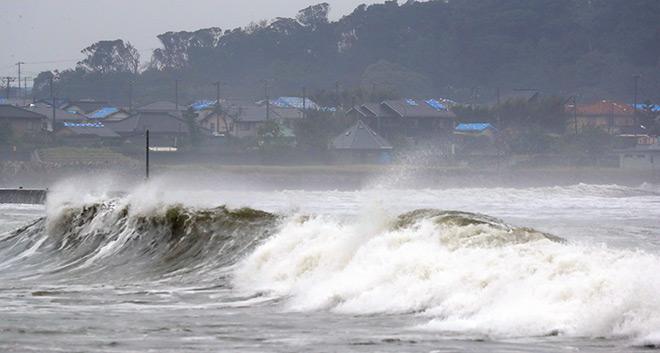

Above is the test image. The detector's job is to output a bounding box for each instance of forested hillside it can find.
[34,0,660,105]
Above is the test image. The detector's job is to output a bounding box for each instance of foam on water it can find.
[4,179,660,348]
[233,209,660,340]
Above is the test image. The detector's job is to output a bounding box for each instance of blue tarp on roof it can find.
[191,100,217,111]
[633,103,660,112]
[425,99,447,111]
[63,122,105,128]
[405,98,418,106]
[271,97,320,110]
[455,123,495,132]
[89,107,119,119]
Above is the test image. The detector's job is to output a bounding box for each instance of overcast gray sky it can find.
[0,0,382,81]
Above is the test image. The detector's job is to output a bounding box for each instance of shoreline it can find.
[1,160,657,190]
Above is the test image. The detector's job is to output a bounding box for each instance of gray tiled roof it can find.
[331,120,393,150]
[0,104,47,120]
[62,100,110,114]
[63,125,120,138]
[382,100,455,119]
[137,101,180,112]
[105,112,189,134]
[27,103,88,121]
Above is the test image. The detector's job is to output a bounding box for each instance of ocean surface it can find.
[1,179,660,352]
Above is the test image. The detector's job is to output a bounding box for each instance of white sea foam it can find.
[233,211,660,340]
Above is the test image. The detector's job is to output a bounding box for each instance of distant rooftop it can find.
[455,123,495,132]
[331,120,392,150]
[89,107,120,119]
[138,101,180,112]
[270,97,320,110]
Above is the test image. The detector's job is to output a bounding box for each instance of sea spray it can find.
[233,209,660,340]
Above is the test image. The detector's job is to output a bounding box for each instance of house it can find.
[55,122,120,146]
[0,105,48,140]
[104,111,191,148]
[617,144,660,171]
[195,101,282,138]
[268,97,321,110]
[88,107,131,121]
[257,97,325,123]
[566,100,636,134]
[230,104,276,138]
[271,106,304,123]
[453,123,500,156]
[26,102,88,130]
[61,100,111,114]
[454,123,497,137]
[348,98,456,141]
[330,120,393,164]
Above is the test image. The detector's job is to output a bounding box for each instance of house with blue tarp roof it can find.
[453,122,500,157]
[270,97,321,110]
[55,121,120,145]
[455,123,496,133]
[88,107,130,121]
[191,100,218,112]
[633,103,660,112]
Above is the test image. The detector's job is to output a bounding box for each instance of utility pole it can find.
[573,95,578,135]
[49,75,56,129]
[23,77,28,105]
[16,62,25,97]
[174,79,179,110]
[145,130,150,180]
[264,80,270,121]
[633,74,640,128]
[3,76,16,99]
[302,86,307,119]
[213,81,221,108]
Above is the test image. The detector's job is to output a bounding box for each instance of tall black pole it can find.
[16,62,24,96]
[302,86,307,119]
[145,129,150,180]
[214,81,220,107]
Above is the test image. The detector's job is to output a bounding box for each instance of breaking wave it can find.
[233,208,660,342]
[3,188,660,343]
[0,200,277,283]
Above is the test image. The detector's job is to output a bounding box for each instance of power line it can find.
[22,59,80,65]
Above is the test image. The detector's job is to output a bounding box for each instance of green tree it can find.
[293,110,353,151]
[78,39,140,74]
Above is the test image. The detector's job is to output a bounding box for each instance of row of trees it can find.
[32,0,660,105]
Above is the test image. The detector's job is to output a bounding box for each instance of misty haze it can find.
[1,0,660,352]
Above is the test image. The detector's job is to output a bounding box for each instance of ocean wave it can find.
[233,207,660,341]
[3,187,660,343]
[0,200,277,282]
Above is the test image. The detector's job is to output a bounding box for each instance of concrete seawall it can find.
[0,189,47,205]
